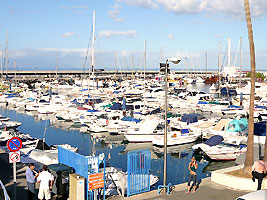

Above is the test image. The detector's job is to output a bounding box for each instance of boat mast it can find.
[143,40,147,110]
[185,57,188,77]
[205,50,207,77]
[239,37,242,88]
[132,56,134,77]
[227,38,231,68]
[144,40,146,81]
[14,60,16,81]
[6,32,8,80]
[218,41,221,97]
[1,45,3,81]
[56,51,59,80]
[91,10,96,77]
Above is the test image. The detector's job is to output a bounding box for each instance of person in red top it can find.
[252,156,267,190]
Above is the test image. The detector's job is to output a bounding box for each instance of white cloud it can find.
[61,4,88,15]
[38,48,89,57]
[108,2,125,22]
[118,0,158,9]
[168,34,174,40]
[73,11,86,15]
[70,5,88,10]
[157,0,205,14]
[108,9,125,22]
[99,30,137,38]
[62,32,75,37]
[116,0,267,18]
[6,48,267,71]
[157,0,267,18]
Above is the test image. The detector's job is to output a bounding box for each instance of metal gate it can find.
[127,149,151,197]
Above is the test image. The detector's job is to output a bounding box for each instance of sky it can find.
[0,0,267,71]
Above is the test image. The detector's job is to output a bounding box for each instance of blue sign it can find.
[7,137,22,152]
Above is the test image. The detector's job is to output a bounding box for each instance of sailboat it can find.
[221,38,240,78]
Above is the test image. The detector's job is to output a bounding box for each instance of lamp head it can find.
[168,57,181,64]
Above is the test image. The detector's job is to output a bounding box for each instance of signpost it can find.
[7,137,22,200]
[7,137,22,184]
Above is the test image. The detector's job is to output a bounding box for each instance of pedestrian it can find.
[37,165,54,200]
[186,157,198,194]
[252,155,267,190]
[26,163,39,200]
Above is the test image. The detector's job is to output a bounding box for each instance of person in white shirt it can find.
[37,165,54,200]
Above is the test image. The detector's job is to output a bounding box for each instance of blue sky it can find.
[0,0,266,71]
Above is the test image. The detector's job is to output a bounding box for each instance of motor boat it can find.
[152,128,200,146]
[192,135,247,161]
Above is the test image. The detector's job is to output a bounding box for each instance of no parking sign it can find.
[7,137,22,183]
[7,137,22,152]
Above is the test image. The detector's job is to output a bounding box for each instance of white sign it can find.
[88,156,99,174]
[9,151,20,163]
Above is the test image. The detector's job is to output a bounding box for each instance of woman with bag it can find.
[186,157,198,194]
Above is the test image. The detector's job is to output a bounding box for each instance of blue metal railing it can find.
[58,147,105,200]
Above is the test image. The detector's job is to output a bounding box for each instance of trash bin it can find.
[48,163,74,196]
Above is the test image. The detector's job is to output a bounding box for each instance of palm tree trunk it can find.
[264,122,267,165]
[243,0,256,174]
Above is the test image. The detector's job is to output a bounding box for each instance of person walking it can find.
[252,156,267,190]
[37,165,54,200]
[186,157,198,194]
[26,163,39,200]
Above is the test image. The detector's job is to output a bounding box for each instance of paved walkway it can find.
[0,149,28,200]
[0,148,249,200]
[108,178,248,200]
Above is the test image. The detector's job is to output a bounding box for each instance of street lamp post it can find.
[163,57,181,193]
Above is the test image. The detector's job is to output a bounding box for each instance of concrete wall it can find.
[211,165,267,191]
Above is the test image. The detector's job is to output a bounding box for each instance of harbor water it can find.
[0,83,237,189]
[0,109,213,189]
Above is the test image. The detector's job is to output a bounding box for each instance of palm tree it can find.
[264,122,267,165]
[243,0,256,174]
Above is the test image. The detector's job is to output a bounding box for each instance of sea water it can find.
[0,83,221,188]
[0,107,212,188]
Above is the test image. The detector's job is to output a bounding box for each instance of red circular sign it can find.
[7,137,22,152]
[10,152,20,162]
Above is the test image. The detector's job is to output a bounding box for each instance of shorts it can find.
[38,188,51,200]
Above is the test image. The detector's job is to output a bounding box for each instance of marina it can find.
[1,1,267,199]
[0,70,265,199]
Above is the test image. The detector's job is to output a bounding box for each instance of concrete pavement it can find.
[1,148,250,200]
[107,178,248,200]
[0,149,28,200]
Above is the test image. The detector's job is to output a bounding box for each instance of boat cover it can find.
[212,119,231,131]
[204,135,224,146]
[110,103,122,110]
[181,129,189,134]
[121,116,141,123]
[226,118,248,132]
[227,105,242,109]
[87,109,99,112]
[146,108,161,115]
[198,101,208,104]
[35,140,51,150]
[181,114,199,124]
[254,121,266,136]
[255,105,267,109]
